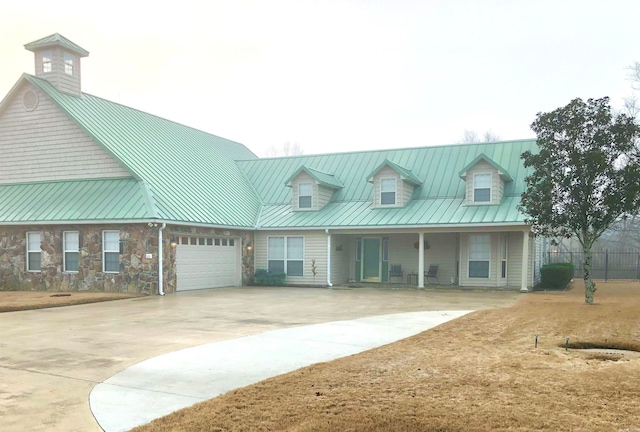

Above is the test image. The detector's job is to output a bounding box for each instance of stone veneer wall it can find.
[0,224,254,294]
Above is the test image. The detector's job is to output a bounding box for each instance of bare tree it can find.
[483,130,501,142]
[264,142,304,157]
[623,62,640,118]
[460,130,480,143]
[459,129,501,143]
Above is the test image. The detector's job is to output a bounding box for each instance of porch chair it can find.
[424,264,440,284]
[389,264,404,283]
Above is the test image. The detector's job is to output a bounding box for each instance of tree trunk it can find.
[583,244,596,304]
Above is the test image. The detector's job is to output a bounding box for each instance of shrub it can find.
[539,262,574,290]
[253,269,286,286]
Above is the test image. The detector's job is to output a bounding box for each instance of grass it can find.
[133,280,640,432]
[0,291,143,312]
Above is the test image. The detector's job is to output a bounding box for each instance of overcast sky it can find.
[1,0,638,157]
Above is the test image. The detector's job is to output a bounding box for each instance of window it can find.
[103,231,120,273]
[356,238,361,261]
[42,51,52,73]
[382,237,389,262]
[64,52,74,75]
[501,234,508,279]
[27,232,41,271]
[64,231,79,272]
[473,173,491,202]
[469,234,491,278]
[298,183,312,209]
[380,178,396,205]
[268,236,304,276]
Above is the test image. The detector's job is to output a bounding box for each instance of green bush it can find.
[539,262,574,290]
[253,269,286,286]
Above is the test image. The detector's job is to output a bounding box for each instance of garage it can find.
[175,236,241,291]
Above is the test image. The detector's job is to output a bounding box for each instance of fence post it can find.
[605,250,608,282]
[637,253,640,281]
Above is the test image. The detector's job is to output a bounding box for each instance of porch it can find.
[329,230,532,291]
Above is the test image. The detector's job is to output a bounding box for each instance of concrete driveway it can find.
[0,287,521,432]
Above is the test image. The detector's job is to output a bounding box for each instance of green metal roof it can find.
[238,140,537,228]
[257,197,524,228]
[366,159,422,185]
[0,179,152,222]
[284,166,344,189]
[24,33,89,57]
[24,75,261,227]
[458,153,513,181]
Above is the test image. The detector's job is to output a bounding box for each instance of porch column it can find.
[418,232,425,288]
[521,230,529,292]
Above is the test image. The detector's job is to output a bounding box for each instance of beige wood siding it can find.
[507,232,522,286]
[372,166,401,208]
[0,83,131,184]
[402,180,414,207]
[255,230,328,285]
[465,160,504,205]
[330,234,349,284]
[317,185,334,209]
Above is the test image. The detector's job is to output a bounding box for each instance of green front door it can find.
[362,238,381,281]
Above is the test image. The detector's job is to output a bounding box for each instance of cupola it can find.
[24,33,89,96]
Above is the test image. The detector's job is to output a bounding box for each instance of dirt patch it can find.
[133,280,640,432]
[0,291,144,312]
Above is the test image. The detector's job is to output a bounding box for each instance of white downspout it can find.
[158,223,166,295]
[325,228,333,287]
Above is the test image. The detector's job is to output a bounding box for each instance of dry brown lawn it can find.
[0,291,143,312]
[133,280,640,432]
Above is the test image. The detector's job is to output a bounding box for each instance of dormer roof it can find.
[284,166,344,189]
[458,153,513,181]
[366,159,422,185]
[24,33,89,57]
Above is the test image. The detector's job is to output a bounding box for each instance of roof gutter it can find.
[325,228,332,287]
[255,222,528,231]
[158,223,166,295]
[0,219,255,230]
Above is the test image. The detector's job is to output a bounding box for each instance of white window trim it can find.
[501,234,508,279]
[26,231,41,272]
[298,183,313,210]
[473,173,492,203]
[63,231,80,273]
[267,236,305,277]
[64,52,74,75]
[468,234,491,279]
[102,230,120,273]
[380,177,397,206]
[42,51,52,73]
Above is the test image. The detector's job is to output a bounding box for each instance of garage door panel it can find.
[176,243,239,291]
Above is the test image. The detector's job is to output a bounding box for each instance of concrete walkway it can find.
[90,310,472,432]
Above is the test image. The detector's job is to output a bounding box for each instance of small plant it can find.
[253,269,286,286]
[311,259,317,285]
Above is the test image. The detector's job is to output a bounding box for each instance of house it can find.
[0,34,536,294]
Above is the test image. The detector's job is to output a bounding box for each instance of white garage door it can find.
[176,236,240,291]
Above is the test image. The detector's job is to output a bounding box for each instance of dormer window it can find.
[64,52,74,75]
[42,51,52,73]
[299,183,312,209]
[381,178,396,205]
[473,173,491,202]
